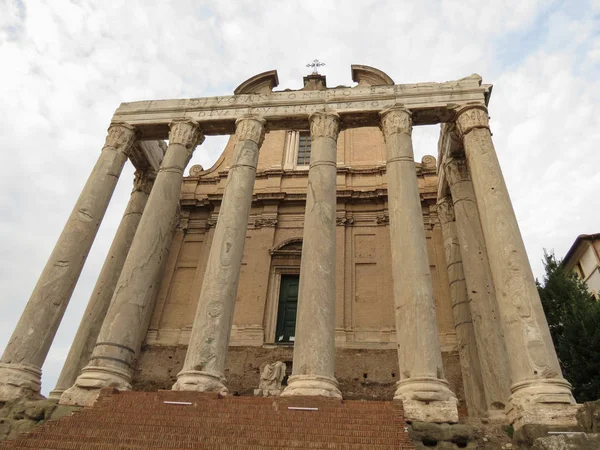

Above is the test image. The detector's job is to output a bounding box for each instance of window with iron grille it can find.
[296,131,311,165]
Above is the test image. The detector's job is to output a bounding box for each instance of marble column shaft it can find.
[173,116,266,394]
[444,154,511,417]
[380,106,458,423]
[0,123,137,402]
[281,112,342,399]
[60,119,203,406]
[437,197,487,418]
[455,106,574,418]
[48,170,156,400]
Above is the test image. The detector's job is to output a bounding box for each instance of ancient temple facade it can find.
[0,66,579,429]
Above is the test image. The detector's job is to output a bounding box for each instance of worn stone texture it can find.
[281,112,342,399]
[133,345,465,405]
[60,119,203,407]
[532,434,600,450]
[174,117,265,394]
[0,123,137,402]
[437,197,487,418]
[49,169,157,400]
[443,153,511,418]
[0,398,79,442]
[381,106,458,423]
[454,106,575,423]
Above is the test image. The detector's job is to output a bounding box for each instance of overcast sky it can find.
[1,0,599,396]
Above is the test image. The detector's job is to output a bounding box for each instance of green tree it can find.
[537,251,600,402]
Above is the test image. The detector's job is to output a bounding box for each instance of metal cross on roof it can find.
[306,59,325,75]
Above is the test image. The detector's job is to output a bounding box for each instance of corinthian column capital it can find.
[309,112,340,139]
[443,156,470,187]
[455,105,490,138]
[235,115,267,146]
[379,106,412,140]
[105,122,137,156]
[132,169,156,195]
[436,196,455,226]
[168,119,205,150]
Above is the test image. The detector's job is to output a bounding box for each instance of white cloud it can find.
[0,0,598,395]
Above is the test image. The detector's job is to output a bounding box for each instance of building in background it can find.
[563,233,600,299]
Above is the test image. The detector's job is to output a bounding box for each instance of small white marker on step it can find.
[163,401,193,405]
[287,407,318,411]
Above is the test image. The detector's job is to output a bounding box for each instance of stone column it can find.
[0,123,137,402]
[444,154,511,419]
[48,170,155,400]
[281,112,342,399]
[60,119,203,406]
[380,106,458,423]
[173,116,265,394]
[437,197,487,418]
[455,106,575,426]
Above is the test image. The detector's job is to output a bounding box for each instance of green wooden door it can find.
[276,275,299,343]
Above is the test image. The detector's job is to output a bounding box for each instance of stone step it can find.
[0,390,414,450]
[11,433,408,449]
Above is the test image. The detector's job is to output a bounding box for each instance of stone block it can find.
[576,400,600,432]
[24,399,57,421]
[49,404,79,421]
[532,434,600,450]
[410,421,473,447]
[0,418,11,440]
[7,419,37,440]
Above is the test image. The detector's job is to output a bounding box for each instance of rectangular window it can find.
[296,131,311,165]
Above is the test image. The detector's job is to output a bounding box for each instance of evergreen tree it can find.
[537,250,600,402]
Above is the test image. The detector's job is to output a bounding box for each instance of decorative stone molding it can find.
[351,64,394,86]
[168,119,204,150]
[254,218,278,228]
[379,106,412,140]
[235,116,267,147]
[443,156,470,186]
[309,112,340,139]
[105,122,137,155]
[189,165,204,176]
[376,214,389,224]
[336,216,354,226]
[420,155,437,171]
[436,197,455,225]
[132,169,156,195]
[455,105,490,138]
[205,217,217,229]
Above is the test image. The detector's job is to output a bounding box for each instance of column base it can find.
[47,389,64,400]
[394,377,459,423]
[0,363,43,402]
[507,378,577,430]
[280,375,342,399]
[172,370,228,395]
[59,365,132,407]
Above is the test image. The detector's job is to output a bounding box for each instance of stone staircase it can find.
[1,389,415,449]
